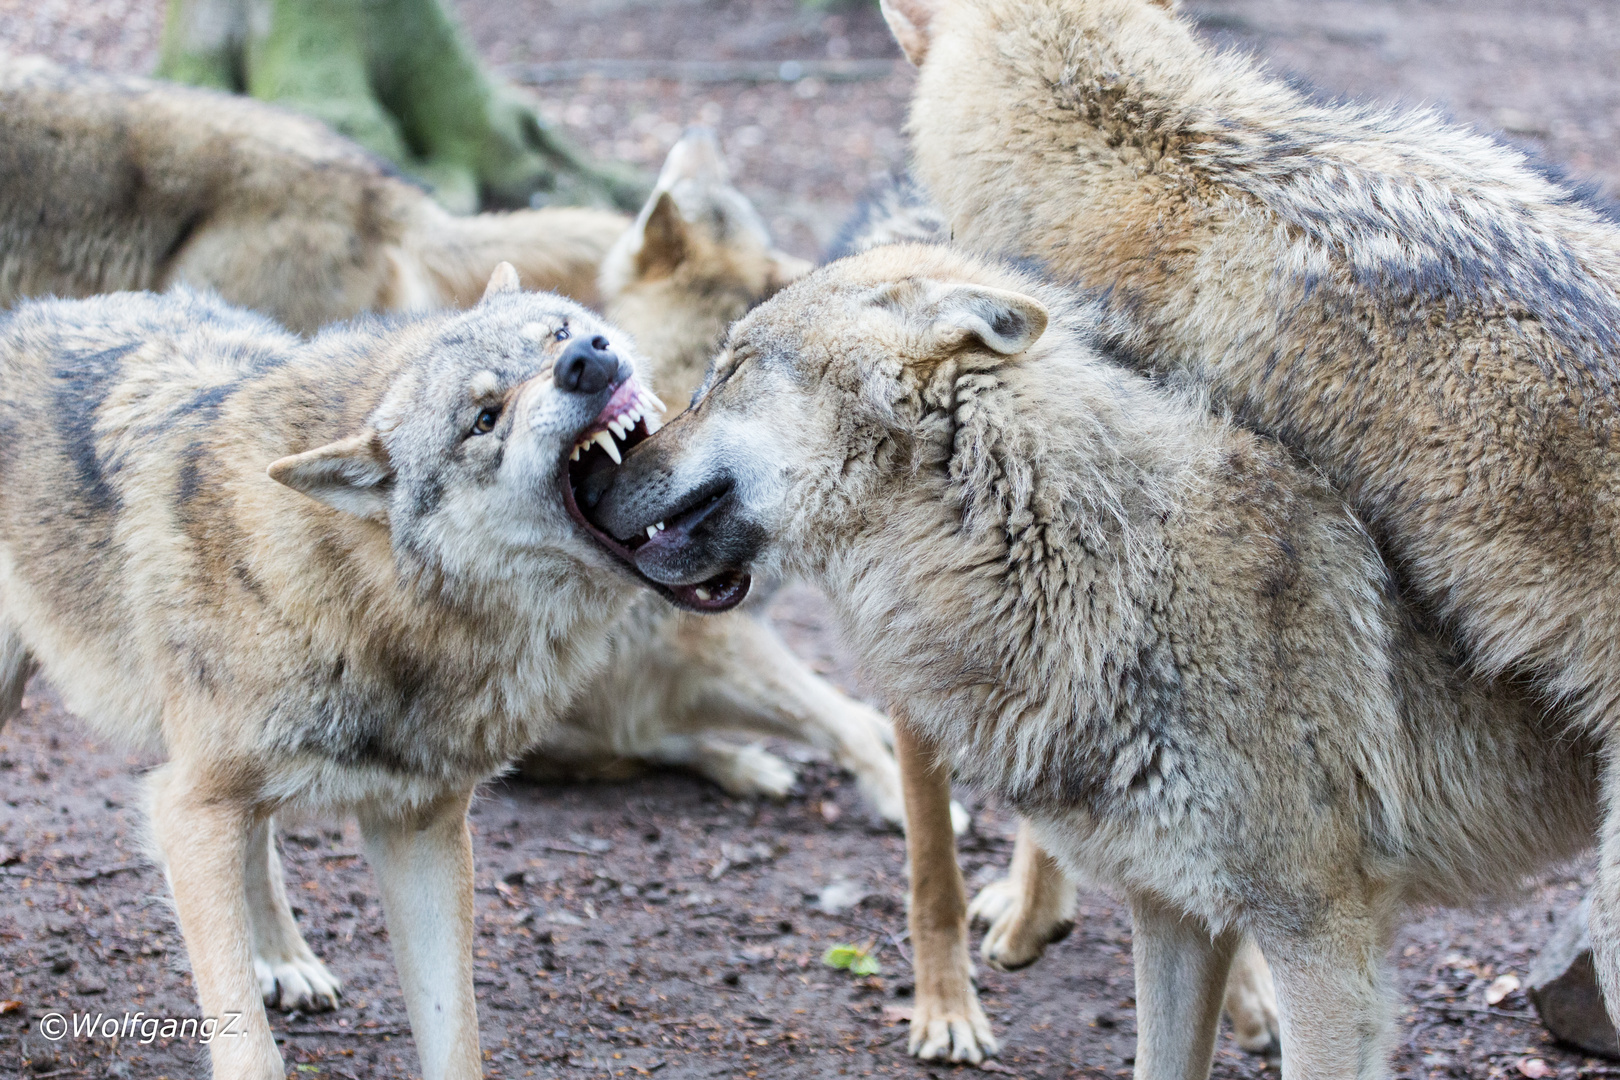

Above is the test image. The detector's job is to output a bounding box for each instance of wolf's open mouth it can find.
[561,379,751,613]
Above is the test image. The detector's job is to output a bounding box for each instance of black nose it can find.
[554,336,619,395]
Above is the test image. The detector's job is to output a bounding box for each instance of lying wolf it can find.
[880,0,1620,1034]
[0,55,626,331]
[586,243,1600,1077]
[530,129,909,825]
[0,267,713,1080]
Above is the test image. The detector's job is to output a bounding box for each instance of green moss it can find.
[158,0,649,213]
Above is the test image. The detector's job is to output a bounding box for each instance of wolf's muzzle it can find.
[555,336,621,395]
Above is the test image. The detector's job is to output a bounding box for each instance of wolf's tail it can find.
[392,201,629,312]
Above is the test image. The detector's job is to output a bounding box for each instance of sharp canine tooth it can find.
[608,418,626,439]
[570,445,581,461]
[656,521,665,531]
[594,431,621,464]
[647,525,659,539]
[644,413,662,435]
[695,587,712,601]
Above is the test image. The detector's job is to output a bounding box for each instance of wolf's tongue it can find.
[574,449,619,518]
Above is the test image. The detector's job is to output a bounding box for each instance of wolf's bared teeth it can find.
[646,525,659,539]
[570,445,582,461]
[644,412,662,435]
[607,418,626,440]
[594,430,622,464]
[644,389,668,413]
[656,521,665,531]
[695,587,712,601]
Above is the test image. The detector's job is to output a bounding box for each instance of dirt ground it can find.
[2,0,1620,1077]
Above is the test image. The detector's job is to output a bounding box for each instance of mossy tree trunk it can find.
[157,0,647,213]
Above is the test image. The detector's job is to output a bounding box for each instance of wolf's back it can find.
[0,55,417,331]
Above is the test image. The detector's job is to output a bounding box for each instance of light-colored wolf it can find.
[0,54,627,331]
[829,176,1277,1060]
[584,242,1600,1079]
[0,268,723,1080]
[880,0,1620,1043]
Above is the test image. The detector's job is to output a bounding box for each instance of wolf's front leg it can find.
[1130,892,1241,1080]
[1260,902,1396,1080]
[895,722,996,1062]
[148,763,284,1080]
[360,789,482,1080]
[244,817,342,1012]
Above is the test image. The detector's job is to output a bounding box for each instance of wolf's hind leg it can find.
[0,623,36,730]
[671,613,915,829]
[970,819,1077,972]
[1130,891,1241,1080]
[245,817,342,1012]
[148,762,285,1080]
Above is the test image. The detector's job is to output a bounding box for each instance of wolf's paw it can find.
[1223,942,1281,1055]
[708,742,798,800]
[970,877,1074,972]
[908,990,997,1063]
[255,954,341,1013]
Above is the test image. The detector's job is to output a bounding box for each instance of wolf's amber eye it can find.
[472,406,502,435]
[554,326,570,342]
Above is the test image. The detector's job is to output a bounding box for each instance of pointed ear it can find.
[481,261,521,301]
[764,250,812,296]
[634,191,690,280]
[658,127,728,188]
[268,430,395,521]
[880,0,943,66]
[921,284,1048,358]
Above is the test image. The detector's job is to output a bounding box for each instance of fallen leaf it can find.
[1518,1058,1553,1078]
[881,1005,913,1023]
[1485,972,1521,1005]
[0,1001,20,1014]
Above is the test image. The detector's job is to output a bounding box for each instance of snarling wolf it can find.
[0,268,725,1080]
[881,0,1620,1047]
[0,67,906,827]
[530,130,910,828]
[0,55,626,332]
[585,243,1600,1077]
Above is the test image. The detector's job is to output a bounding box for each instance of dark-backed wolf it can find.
[0,267,742,1080]
[585,243,1600,1079]
[0,55,626,332]
[880,0,1620,1039]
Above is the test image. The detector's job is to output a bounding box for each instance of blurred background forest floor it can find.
[1,1,1618,1077]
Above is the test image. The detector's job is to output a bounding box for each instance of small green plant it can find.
[822,940,881,977]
